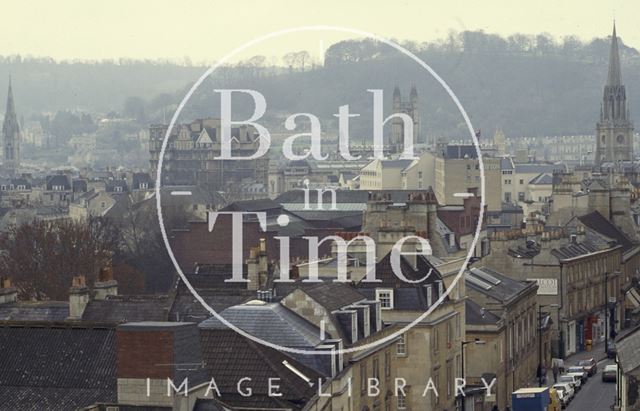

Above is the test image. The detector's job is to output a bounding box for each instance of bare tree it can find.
[0,217,119,300]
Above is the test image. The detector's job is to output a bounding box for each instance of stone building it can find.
[465,267,539,409]
[149,118,269,189]
[483,222,625,358]
[433,144,502,212]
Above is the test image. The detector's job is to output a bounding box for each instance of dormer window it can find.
[375,288,394,310]
[140,182,148,189]
[114,186,123,192]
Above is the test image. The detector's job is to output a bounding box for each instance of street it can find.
[565,359,616,411]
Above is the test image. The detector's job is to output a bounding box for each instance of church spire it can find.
[2,77,20,172]
[607,22,622,87]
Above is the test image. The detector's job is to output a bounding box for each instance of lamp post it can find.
[605,271,609,355]
[539,304,559,387]
[460,338,486,411]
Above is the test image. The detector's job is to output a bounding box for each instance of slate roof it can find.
[82,295,172,323]
[169,271,255,321]
[105,179,129,193]
[302,282,366,312]
[0,301,69,321]
[221,198,281,212]
[466,267,535,304]
[0,324,116,410]
[45,174,71,190]
[356,253,446,311]
[275,189,437,205]
[465,299,501,326]
[616,325,640,374]
[578,211,635,253]
[196,291,337,375]
[132,172,154,189]
[529,173,553,185]
[551,241,602,260]
[500,157,514,170]
[445,145,478,159]
[200,329,322,410]
[514,163,566,174]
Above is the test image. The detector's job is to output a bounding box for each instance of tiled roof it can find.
[82,295,172,323]
[200,328,322,410]
[0,324,116,410]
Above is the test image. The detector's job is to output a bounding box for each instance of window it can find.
[373,357,380,380]
[140,182,148,189]
[360,363,367,395]
[397,333,407,356]
[385,350,391,378]
[446,360,452,397]
[504,192,511,202]
[397,392,407,409]
[518,192,525,201]
[433,327,440,353]
[519,179,524,185]
[376,289,394,309]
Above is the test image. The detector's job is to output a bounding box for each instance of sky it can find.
[0,0,637,63]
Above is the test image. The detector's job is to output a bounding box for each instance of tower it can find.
[2,78,20,173]
[390,85,420,153]
[595,23,633,168]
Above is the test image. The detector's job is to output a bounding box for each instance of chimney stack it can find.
[94,263,118,300]
[68,275,89,320]
[0,278,17,304]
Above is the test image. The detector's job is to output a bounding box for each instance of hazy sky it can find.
[1,0,637,63]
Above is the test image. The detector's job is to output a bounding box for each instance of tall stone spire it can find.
[607,23,622,87]
[2,77,20,172]
[595,23,633,168]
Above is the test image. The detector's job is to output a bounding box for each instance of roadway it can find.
[565,358,616,411]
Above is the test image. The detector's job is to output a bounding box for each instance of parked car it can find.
[567,366,588,383]
[577,358,598,376]
[602,364,618,382]
[559,374,581,391]
[607,343,617,359]
[553,382,575,402]
[555,388,569,409]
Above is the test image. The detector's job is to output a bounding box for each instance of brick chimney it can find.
[116,322,207,407]
[94,263,118,300]
[68,275,89,320]
[0,278,17,304]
